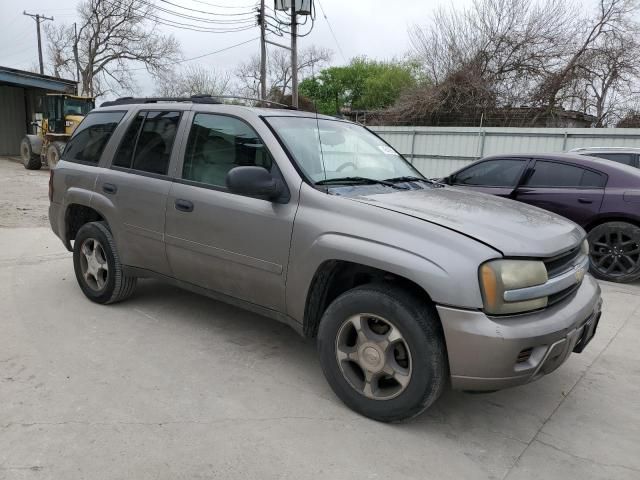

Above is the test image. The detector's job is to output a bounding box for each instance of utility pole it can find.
[290,6,298,108]
[23,11,54,75]
[74,22,81,95]
[259,0,267,100]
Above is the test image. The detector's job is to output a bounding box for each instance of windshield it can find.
[265,117,420,183]
[64,97,94,116]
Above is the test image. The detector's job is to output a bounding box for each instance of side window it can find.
[113,113,144,168]
[581,169,607,188]
[112,110,181,175]
[182,113,273,188]
[591,153,635,166]
[61,111,125,164]
[525,161,604,188]
[453,159,526,187]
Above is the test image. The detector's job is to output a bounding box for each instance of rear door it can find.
[514,160,606,226]
[96,109,184,276]
[449,158,530,197]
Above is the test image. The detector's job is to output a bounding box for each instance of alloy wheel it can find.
[590,230,640,278]
[79,238,109,291]
[335,313,412,400]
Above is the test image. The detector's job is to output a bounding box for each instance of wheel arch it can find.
[302,259,438,339]
[64,203,109,250]
[584,214,640,232]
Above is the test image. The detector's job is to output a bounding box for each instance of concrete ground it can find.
[1,158,639,480]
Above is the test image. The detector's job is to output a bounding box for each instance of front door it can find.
[514,160,605,227]
[449,158,529,197]
[164,112,297,312]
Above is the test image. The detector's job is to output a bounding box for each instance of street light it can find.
[274,0,312,14]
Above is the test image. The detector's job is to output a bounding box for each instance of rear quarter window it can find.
[61,111,125,165]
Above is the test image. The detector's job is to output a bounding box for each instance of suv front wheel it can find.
[317,283,447,422]
[73,222,137,304]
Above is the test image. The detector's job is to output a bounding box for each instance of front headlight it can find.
[479,259,548,315]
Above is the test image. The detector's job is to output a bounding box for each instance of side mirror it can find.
[226,166,286,202]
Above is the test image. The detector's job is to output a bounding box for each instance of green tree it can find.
[300,58,417,115]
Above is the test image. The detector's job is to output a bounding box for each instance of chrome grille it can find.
[545,245,582,277]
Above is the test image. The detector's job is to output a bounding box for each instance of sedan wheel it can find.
[588,222,640,283]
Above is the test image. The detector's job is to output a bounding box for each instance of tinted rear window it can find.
[61,111,125,164]
[112,110,181,175]
[525,161,605,188]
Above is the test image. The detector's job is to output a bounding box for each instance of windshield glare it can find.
[266,117,419,183]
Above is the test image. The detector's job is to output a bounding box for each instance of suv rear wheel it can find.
[317,283,447,422]
[588,221,640,283]
[73,222,137,304]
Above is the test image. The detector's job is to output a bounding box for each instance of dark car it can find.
[442,153,640,283]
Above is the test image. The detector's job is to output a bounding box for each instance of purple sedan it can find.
[442,153,640,283]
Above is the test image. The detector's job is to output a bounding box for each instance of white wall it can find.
[371,126,640,177]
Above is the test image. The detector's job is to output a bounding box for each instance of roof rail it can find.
[100,94,297,109]
[100,95,221,107]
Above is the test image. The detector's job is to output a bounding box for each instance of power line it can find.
[134,0,256,23]
[316,0,346,62]
[157,0,256,17]
[129,35,260,71]
[189,0,256,9]
[99,0,256,33]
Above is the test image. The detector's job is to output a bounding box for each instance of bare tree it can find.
[536,0,640,113]
[46,0,181,97]
[155,65,231,97]
[235,45,332,98]
[409,0,576,107]
[404,0,640,126]
[569,32,640,125]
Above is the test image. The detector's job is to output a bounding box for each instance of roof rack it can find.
[569,146,640,152]
[100,94,297,110]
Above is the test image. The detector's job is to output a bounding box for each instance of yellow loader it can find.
[20,93,94,169]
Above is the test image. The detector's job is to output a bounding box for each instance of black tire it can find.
[317,283,448,422]
[47,141,65,169]
[73,222,137,304]
[20,137,41,170]
[587,222,640,283]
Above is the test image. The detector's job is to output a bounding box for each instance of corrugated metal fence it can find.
[371,126,640,177]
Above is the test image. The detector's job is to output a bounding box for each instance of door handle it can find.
[578,198,593,204]
[102,183,117,194]
[175,199,194,212]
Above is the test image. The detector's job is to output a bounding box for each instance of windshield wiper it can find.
[384,176,440,185]
[315,176,409,190]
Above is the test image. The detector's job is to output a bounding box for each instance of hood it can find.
[350,186,584,257]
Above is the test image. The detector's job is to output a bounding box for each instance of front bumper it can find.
[438,274,602,391]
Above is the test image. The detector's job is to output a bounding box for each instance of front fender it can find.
[285,185,502,326]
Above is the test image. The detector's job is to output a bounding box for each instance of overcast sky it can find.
[0,0,472,95]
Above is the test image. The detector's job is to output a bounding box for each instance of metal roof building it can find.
[0,66,76,156]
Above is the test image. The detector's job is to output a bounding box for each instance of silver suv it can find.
[49,97,602,422]
[570,147,640,168]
